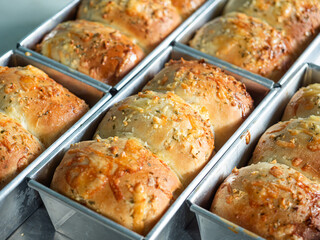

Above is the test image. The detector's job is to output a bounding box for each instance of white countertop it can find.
[0,0,73,56]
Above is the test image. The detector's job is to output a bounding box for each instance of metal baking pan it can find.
[187,62,320,240]
[0,49,112,239]
[26,44,275,240]
[174,0,320,85]
[17,0,218,92]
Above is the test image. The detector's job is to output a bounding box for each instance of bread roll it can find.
[223,0,320,55]
[189,13,291,80]
[143,59,254,149]
[0,112,43,188]
[37,20,144,85]
[171,0,206,18]
[282,84,320,121]
[252,116,320,182]
[0,65,89,147]
[77,0,182,52]
[51,137,182,235]
[94,91,214,185]
[212,162,320,240]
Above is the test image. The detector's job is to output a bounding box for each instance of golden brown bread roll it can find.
[282,84,320,121]
[189,12,292,80]
[0,65,89,147]
[0,112,43,188]
[171,0,206,18]
[51,137,182,235]
[252,116,320,182]
[223,0,320,55]
[143,59,254,149]
[77,0,182,52]
[211,162,320,240]
[94,91,215,186]
[37,20,144,85]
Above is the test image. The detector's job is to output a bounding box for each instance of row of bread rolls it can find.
[189,0,320,81]
[211,82,320,239]
[0,65,88,188]
[36,0,206,85]
[50,59,254,234]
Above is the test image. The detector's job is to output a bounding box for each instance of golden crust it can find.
[171,0,206,18]
[0,65,89,147]
[51,137,182,235]
[212,162,320,240]
[143,59,254,149]
[0,112,43,188]
[77,0,182,52]
[252,116,320,182]
[282,84,320,121]
[189,13,292,81]
[37,20,145,85]
[223,0,320,55]
[94,91,215,186]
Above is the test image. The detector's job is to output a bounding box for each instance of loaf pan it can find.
[27,44,275,240]
[0,49,112,239]
[187,62,320,240]
[174,0,320,85]
[17,0,217,92]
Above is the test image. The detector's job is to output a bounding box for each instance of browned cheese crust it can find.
[282,84,320,121]
[143,59,254,149]
[51,137,182,235]
[37,20,145,85]
[212,162,320,240]
[0,65,89,147]
[0,112,43,188]
[252,116,320,182]
[189,13,292,81]
[171,0,206,18]
[223,0,320,55]
[94,91,215,186]
[77,0,182,52]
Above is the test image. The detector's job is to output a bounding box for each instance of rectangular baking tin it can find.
[0,49,112,239]
[187,62,320,240]
[18,0,219,92]
[174,0,320,86]
[27,44,275,240]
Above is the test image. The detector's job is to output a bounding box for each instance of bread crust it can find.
[37,20,144,85]
[77,0,182,52]
[94,91,215,185]
[212,162,320,240]
[171,0,206,18]
[252,116,320,182]
[0,65,89,147]
[189,13,292,80]
[143,59,253,149]
[0,112,43,188]
[51,137,182,235]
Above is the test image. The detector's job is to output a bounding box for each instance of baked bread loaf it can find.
[211,162,320,240]
[223,0,320,55]
[51,137,182,235]
[252,116,320,182]
[77,0,182,52]
[143,59,254,149]
[171,0,206,18]
[282,84,320,121]
[37,20,144,85]
[0,112,43,188]
[189,12,291,80]
[94,91,215,185]
[0,65,89,147]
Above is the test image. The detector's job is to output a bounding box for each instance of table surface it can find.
[0,0,73,56]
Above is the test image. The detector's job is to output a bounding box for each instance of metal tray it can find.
[25,44,275,240]
[187,62,320,240]
[17,0,218,92]
[174,0,320,85]
[0,49,112,239]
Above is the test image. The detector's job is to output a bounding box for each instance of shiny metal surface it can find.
[188,62,320,239]
[25,44,274,240]
[0,50,111,239]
